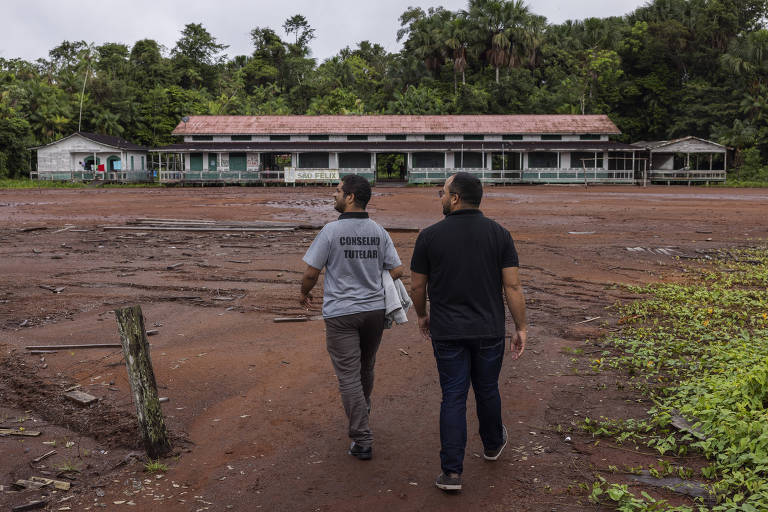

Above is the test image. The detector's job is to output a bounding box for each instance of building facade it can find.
[33,132,150,182]
[155,115,644,185]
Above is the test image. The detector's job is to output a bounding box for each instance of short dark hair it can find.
[341,174,372,209]
[448,172,482,207]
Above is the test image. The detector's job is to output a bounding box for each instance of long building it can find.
[155,114,644,185]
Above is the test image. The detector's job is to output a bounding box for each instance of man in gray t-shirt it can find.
[300,175,402,460]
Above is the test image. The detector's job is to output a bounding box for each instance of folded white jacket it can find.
[382,270,412,328]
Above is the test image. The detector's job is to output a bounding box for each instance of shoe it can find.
[435,472,462,492]
[348,442,372,460]
[483,424,508,461]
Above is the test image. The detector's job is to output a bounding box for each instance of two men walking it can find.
[300,172,526,491]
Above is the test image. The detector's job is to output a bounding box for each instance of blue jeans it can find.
[432,337,505,475]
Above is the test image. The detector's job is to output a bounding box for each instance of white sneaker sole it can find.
[483,425,508,461]
[435,481,462,491]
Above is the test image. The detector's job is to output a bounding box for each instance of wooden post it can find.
[115,305,171,459]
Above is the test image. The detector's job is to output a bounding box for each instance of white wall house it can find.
[33,132,149,182]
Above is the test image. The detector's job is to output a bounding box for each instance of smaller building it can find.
[633,136,728,184]
[32,132,150,182]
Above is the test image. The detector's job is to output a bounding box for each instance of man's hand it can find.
[300,292,313,309]
[417,314,431,341]
[510,329,527,360]
[300,265,321,310]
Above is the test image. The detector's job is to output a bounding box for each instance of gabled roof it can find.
[633,136,727,151]
[172,115,621,136]
[30,132,147,151]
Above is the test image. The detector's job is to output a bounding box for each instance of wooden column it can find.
[115,305,171,459]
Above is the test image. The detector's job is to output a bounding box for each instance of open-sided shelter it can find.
[633,136,728,184]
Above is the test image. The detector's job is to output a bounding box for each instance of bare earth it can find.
[1,185,767,511]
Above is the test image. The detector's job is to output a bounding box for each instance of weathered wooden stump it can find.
[115,305,171,459]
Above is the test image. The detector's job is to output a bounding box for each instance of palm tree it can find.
[444,15,470,93]
[468,0,531,83]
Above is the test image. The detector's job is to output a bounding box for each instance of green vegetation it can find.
[1,0,767,179]
[143,459,168,474]
[585,246,768,511]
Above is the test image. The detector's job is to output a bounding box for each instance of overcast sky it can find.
[2,0,647,63]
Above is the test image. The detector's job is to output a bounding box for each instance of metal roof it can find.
[633,136,728,151]
[155,140,638,152]
[30,132,148,151]
[171,115,621,136]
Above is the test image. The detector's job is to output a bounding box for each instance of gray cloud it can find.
[1,0,645,63]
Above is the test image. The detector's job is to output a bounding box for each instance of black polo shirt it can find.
[410,209,519,341]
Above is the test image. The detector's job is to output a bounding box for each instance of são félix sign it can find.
[284,168,340,183]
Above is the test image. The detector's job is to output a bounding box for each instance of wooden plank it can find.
[0,429,42,437]
[273,317,309,323]
[32,450,57,463]
[28,476,71,491]
[64,390,98,406]
[12,500,48,512]
[115,305,172,459]
[14,480,46,490]
[25,344,122,350]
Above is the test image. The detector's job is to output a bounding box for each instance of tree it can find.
[283,15,316,51]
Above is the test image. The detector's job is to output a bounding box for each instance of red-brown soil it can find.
[1,185,766,511]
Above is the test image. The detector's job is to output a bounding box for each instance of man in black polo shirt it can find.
[410,172,527,492]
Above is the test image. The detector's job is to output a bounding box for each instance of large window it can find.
[528,152,559,168]
[503,134,523,140]
[412,152,445,168]
[385,135,407,140]
[231,135,252,141]
[347,135,368,141]
[571,152,603,169]
[541,134,562,141]
[455,152,484,168]
[192,135,213,141]
[491,152,522,170]
[608,152,634,171]
[463,134,484,141]
[424,135,445,141]
[339,153,371,168]
[229,153,247,171]
[308,135,329,141]
[299,152,329,169]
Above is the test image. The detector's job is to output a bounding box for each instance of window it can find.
[130,156,134,170]
[339,152,371,168]
[503,135,523,140]
[141,156,145,170]
[229,153,247,171]
[347,135,368,141]
[579,134,601,140]
[455,152,484,168]
[298,152,329,169]
[385,135,407,141]
[270,135,290,141]
[231,135,252,141]
[491,152,522,170]
[571,152,603,169]
[541,134,562,141]
[463,135,484,141]
[424,135,445,141]
[412,152,445,168]
[308,135,329,141]
[608,152,634,171]
[192,135,213,141]
[528,152,559,168]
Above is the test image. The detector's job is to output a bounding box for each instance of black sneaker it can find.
[483,425,508,461]
[435,472,462,492]
[348,442,372,460]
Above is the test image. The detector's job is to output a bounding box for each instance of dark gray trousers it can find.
[324,309,385,448]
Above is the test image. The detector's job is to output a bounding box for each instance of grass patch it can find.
[144,459,168,473]
[587,246,768,511]
[0,178,162,189]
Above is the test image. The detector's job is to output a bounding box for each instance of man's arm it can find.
[410,271,430,340]
[388,265,405,280]
[502,266,528,360]
[300,265,321,308]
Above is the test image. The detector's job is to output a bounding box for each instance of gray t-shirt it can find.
[303,212,401,319]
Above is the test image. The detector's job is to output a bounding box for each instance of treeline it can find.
[1,0,767,179]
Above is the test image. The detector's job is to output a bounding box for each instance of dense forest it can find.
[1,0,767,179]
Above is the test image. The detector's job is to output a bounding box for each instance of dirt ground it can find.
[1,184,767,512]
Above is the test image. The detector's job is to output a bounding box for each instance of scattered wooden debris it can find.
[213,296,235,301]
[629,472,711,501]
[145,330,159,336]
[25,343,122,350]
[27,350,57,355]
[0,429,41,437]
[166,262,184,270]
[574,316,601,325]
[568,231,596,235]
[53,226,74,234]
[28,476,71,491]
[398,348,410,356]
[227,260,251,264]
[19,227,47,233]
[273,317,308,323]
[31,450,57,463]
[39,285,66,294]
[64,390,98,406]
[12,500,49,512]
[158,397,170,403]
